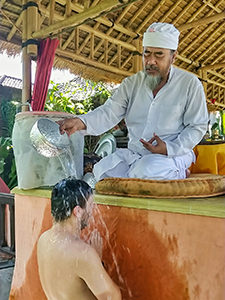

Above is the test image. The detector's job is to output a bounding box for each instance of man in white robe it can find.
[58,23,208,181]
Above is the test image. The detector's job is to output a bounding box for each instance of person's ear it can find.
[172,50,177,64]
[72,206,83,218]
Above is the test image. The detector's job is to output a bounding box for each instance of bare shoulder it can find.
[37,229,51,246]
[70,238,100,262]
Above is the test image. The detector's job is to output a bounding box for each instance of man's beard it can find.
[144,66,162,90]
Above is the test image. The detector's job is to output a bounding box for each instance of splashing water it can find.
[57,147,77,178]
[94,205,133,297]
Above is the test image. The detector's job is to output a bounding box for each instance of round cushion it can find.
[95,174,225,198]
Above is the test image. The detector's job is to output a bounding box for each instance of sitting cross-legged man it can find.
[58,22,208,181]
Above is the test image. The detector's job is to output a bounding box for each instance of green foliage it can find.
[0,137,17,190]
[0,99,19,190]
[0,100,19,136]
[45,78,114,152]
[211,122,219,130]
[45,78,113,115]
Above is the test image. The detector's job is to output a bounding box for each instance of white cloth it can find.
[79,66,208,180]
[93,148,195,181]
[143,22,180,50]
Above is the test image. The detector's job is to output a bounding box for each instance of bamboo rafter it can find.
[178,12,225,31]
[178,2,210,48]
[200,63,225,71]
[196,31,224,62]
[160,0,183,23]
[56,48,133,77]
[33,0,139,39]
[38,4,136,52]
[203,0,223,13]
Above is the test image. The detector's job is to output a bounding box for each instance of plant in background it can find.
[1,99,19,136]
[0,99,19,189]
[45,78,114,114]
[45,77,115,152]
[0,137,17,189]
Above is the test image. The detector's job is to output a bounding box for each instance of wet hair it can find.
[51,177,93,222]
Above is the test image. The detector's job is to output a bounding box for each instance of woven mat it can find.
[95,174,225,198]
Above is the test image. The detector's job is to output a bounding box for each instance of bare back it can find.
[37,229,97,300]
[37,229,121,300]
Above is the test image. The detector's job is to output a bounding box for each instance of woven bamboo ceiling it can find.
[0,0,225,109]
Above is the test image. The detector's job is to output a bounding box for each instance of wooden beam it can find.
[38,3,136,52]
[26,0,38,56]
[54,56,124,82]
[126,0,149,27]
[160,0,183,22]
[206,79,225,89]
[180,20,215,56]
[33,0,136,39]
[208,70,225,82]
[207,99,225,109]
[22,0,31,109]
[92,4,131,58]
[0,0,6,9]
[7,12,23,41]
[65,0,71,16]
[137,0,167,33]
[56,0,136,38]
[178,3,212,48]
[56,48,133,77]
[196,32,224,62]
[200,63,225,71]
[172,0,196,24]
[49,0,55,25]
[74,27,79,53]
[203,0,222,13]
[178,12,225,31]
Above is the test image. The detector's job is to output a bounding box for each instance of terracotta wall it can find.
[10,194,225,300]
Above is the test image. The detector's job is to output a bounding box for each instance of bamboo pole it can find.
[37,2,136,49]
[49,0,55,25]
[61,21,136,52]
[32,0,136,39]
[133,38,142,73]
[207,99,225,109]
[21,0,31,110]
[104,40,108,65]
[7,13,23,41]
[65,0,71,17]
[56,48,133,77]
[178,12,225,31]
[118,44,121,69]
[54,0,136,38]
[26,0,38,57]
[200,63,225,71]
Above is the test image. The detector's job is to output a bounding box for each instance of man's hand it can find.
[140,133,167,155]
[57,117,86,136]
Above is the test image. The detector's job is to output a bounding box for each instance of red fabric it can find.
[31,38,59,111]
[0,177,10,193]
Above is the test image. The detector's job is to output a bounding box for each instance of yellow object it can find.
[191,144,225,175]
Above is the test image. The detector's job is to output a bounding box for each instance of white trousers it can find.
[93,148,195,182]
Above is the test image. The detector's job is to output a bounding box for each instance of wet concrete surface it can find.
[0,250,14,300]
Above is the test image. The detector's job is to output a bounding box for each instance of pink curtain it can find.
[0,177,10,193]
[31,38,59,111]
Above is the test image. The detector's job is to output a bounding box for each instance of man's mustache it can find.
[145,65,160,71]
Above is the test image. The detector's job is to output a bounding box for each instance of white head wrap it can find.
[143,22,180,50]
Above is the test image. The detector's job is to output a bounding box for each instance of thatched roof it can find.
[0,0,225,110]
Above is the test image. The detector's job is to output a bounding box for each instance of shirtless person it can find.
[37,178,121,300]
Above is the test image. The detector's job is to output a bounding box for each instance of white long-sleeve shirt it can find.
[80,66,208,157]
